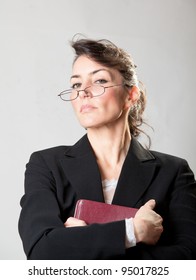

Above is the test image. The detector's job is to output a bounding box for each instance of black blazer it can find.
[18,135,196,259]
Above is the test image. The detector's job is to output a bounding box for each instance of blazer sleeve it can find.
[18,151,126,260]
[128,158,196,260]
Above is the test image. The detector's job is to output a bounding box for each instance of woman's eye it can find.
[95,79,108,84]
[72,83,81,89]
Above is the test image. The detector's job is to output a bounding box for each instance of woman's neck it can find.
[87,124,131,179]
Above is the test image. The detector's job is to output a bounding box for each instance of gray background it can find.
[0,0,195,259]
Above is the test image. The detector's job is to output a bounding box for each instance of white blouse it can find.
[102,179,117,204]
[102,179,136,248]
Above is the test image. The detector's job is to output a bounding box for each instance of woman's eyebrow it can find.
[70,74,80,80]
[91,68,111,75]
[70,68,113,80]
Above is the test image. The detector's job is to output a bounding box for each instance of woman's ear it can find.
[128,86,140,102]
[125,86,140,109]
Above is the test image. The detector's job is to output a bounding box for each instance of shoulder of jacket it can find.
[150,150,188,165]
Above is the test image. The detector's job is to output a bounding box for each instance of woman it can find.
[19,38,196,259]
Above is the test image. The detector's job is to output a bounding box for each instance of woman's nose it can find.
[79,86,92,98]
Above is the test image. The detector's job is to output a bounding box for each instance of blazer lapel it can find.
[61,135,158,207]
[112,138,158,207]
[60,134,104,202]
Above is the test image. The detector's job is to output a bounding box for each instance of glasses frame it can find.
[58,83,126,101]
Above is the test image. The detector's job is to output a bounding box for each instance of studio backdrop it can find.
[0,0,195,259]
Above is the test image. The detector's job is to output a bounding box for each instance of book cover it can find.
[74,199,138,224]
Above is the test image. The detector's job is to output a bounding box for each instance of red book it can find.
[74,199,138,224]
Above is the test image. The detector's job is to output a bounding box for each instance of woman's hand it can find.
[64,217,87,228]
[133,199,163,245]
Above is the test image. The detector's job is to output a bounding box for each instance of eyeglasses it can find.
[58,83,125,101]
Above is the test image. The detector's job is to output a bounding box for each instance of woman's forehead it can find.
[71,55,121,80]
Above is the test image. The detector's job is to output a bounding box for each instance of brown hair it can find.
[71,37,149,144]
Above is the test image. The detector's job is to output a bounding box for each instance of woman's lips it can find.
[80,104,96,113]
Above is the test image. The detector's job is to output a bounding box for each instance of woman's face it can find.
[70,55,131,129]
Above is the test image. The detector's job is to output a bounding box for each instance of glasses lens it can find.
[91,85,104,96]
[60,90,77,101]
[59,85,105,101]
